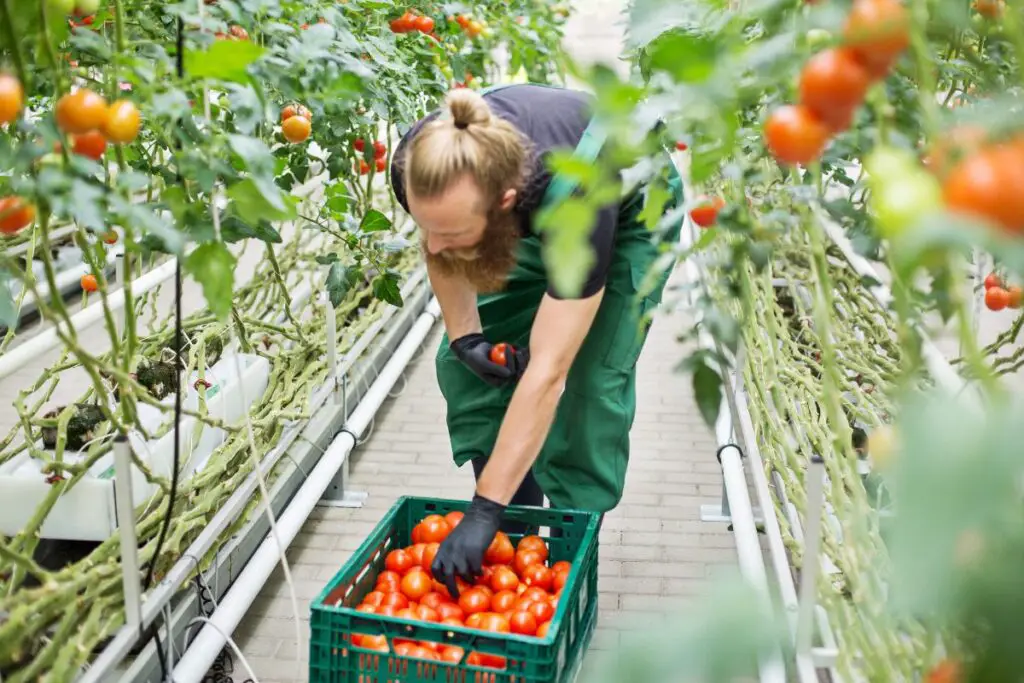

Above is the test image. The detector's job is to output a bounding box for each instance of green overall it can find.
[434,84,685,513]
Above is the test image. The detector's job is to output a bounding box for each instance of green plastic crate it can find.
[309,496,601,683]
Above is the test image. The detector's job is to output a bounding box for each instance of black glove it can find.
[450,333,529,387]
[430,494,505,599]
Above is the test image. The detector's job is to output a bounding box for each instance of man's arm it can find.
[426,258,481,339]
[474,289,604,504]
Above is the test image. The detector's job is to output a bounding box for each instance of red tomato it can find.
[484,532,515,565]
[441,646,465,663]
[488,342,513,366]
[459,588,491,615]
[55,88,108,134]
[551,561,571,574]
[440,616,465,628]
[353,138,366,152]
[407,544,427,567]
[1008,286,1022,309]
[689,195,725,227]
[437,602,465,621]
[373,140,387,158]
[513,550,544,577]
[490,566,520,593]
[71,130,107,160]
[798,48,869,130]
[380,592,409,609]
[375,157,386,172]
[81,274,98,292]
[420,591,445,610]
[675,140,688,151]
[422,542,440,570]
[521,564,554,592]
[984,272,1003,290]
[376,570,401,588]
[527,600,554,624]
[418,515,452,543]
[552,570,568,592]
[509,610,538,635]
[536,621,550,638]
[414,15,435,32]
[516,536,548,561]
[764,104,830,166]
[520,587,549,604]
[401,570,433,601]
[363,591,386,607]
[478,613,510,633]
[377,604,398,617]
[444,511,464,528]
[986,287,1010,311]
[386,549,414,574]
[491,590,517,613]
[0,197,35,235]
[416,604,440,622]
[842,0,910,75]
[942,144,1024,236]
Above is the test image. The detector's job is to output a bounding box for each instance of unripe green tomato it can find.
[74,0,101,16]
[480,26,494,38]
[864,146,918,193]
[440,65,453,79]
[806,28,832,49]
[870,171,943,238]
[48,0,76,15]
[432,53,443,67]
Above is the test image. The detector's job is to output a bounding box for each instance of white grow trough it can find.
[0,352,270,541]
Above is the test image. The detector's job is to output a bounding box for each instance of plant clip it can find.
[45,472,66,485]
[194,378,212,390]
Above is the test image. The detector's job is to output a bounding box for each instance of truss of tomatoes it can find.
[344,511,572,673]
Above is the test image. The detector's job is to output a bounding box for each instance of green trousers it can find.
[434,161,685,513]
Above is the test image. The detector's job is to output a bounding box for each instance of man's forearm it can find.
[426,259,481,339]
[474,366,563,505]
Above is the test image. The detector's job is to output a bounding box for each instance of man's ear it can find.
[499,188,517,211]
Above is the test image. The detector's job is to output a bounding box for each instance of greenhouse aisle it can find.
[228,2,740,681]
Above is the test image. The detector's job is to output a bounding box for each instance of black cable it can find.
[146,13,186,682]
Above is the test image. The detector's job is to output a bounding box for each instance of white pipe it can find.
[170,300,440,683]
[719,445,787,683]
[113,437,142,634]
[0,257,178,381]
[795,457,825,656]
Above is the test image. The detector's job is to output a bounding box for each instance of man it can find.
[389,83,684,597]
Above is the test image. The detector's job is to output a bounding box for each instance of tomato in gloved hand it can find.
[489,342,514,366]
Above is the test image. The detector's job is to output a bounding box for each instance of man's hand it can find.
[430,494,505,598]
[450,334,529,387]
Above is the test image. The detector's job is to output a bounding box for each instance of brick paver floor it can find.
[232,2,739,680]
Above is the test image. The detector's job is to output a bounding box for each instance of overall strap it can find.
[540,117,608,209]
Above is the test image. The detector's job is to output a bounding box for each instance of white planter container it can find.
[0,353,270,541]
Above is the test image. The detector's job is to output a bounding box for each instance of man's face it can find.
[407,174,521,293]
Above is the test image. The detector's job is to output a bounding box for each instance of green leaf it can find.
[645,29,720,83]
[185,39,265,84]
[0,269,18,330]
[185,243,236,320]
[536,198,597,298]
[692,357,723,429]
[227,134,275,176]
[626,0,706,50]
[372,271,404,307]
[638,180,672,231]
[227,178,297,225]
[359,209,392,233]
[315,253,339,265]
[325,262,358,307]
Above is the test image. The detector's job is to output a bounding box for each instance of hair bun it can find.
[446,88,491,130]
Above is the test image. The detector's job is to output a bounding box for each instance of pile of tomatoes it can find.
[346,511,571,674]
[982,273,1022,312]
[354,137,388,174]
[765,0,909,166]
[280,103,313,144]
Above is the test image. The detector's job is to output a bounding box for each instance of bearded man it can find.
[389,83,684,598]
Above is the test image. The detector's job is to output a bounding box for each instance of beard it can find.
[422,206,522,294]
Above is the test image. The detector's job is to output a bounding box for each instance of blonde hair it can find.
[403,89,529,209]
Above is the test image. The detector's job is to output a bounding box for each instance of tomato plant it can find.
[0,0,570,676]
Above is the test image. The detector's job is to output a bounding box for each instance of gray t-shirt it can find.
[389,84,616,300]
